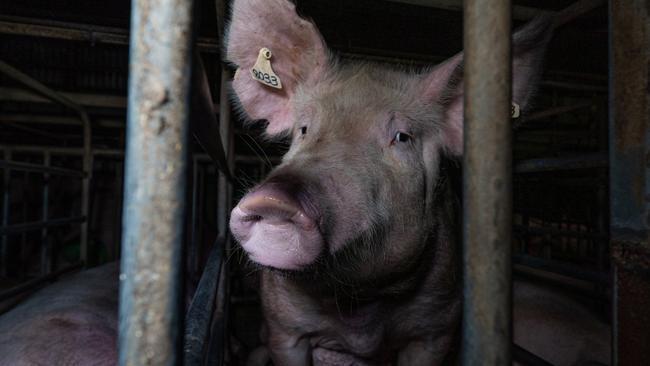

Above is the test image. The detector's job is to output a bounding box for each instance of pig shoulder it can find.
[0,263,119,366]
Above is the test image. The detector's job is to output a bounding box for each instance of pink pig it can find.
[227,0,558,365]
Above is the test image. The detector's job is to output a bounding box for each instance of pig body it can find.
[0,263,118,366]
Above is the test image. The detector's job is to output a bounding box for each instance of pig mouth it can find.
[229,189,325,271]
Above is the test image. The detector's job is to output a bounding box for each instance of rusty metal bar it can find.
[462,1,512,365]
[118,0,195,364]
[609,1,650,365]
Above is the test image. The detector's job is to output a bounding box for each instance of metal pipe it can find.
[0,216,86,235]
[1,149,9,277]
[40,152,51,275]
[462,1,512,365]
[0,262,83,302]
[514,153,608,173]
[0,15,219,53]
[183,237,225,366]
[609,1,650,365]
[0,60,94,266]
[0,160,86,177]
[118,0,195,364]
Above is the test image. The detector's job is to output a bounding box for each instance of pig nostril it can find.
[242,214,263,222]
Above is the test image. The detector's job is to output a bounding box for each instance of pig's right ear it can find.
[226,0,330,136]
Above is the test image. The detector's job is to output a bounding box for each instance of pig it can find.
[0,262,118,366]
[226,0,559,365]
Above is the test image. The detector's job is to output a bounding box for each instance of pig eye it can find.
[392,131,412,144]
[300,126,307,135]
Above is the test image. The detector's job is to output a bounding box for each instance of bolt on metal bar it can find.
[118,0,195,364]
[462,1,513,365]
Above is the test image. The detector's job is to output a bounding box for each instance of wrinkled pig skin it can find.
[0,263,118,366]
[226,0,557,365]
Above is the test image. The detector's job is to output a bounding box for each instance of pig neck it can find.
[283,170,460,307]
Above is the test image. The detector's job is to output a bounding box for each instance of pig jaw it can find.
[230,185,324,270]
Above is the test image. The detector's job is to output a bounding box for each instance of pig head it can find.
[227,0,551,364]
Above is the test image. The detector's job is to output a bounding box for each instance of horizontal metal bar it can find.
[0,262,84,302]
[0,145,122,156]
[183,237,226,366]
[0,114,123,128]
[0,86,127,109]
[0,160,86,177]
[513,344,554,366]
[541,80,608,93]
[513,254,609,284]
[514,225,607,240]
[0,15,219,53]
[515,153,608,173]
[0,216,86,235]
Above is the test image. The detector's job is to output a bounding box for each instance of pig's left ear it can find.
[226,0,330,136]
[421,16,553,156]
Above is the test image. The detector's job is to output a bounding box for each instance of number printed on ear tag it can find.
[511,102,521,119]
[251,48,283,90]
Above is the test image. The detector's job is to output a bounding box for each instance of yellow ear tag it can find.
[251,48,283,90]
[511,102,521,119]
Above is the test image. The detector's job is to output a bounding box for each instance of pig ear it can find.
[422,15,553,156]
[226,0,330,136]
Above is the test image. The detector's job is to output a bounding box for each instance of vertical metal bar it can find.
[462,1,512,365]
[1,148,10,277]
[609,1,650,365]
[80,113,92,264]
[40,151,51,274]
[216,67,232,240]
[118,0,195,364]
[190,156,199,281]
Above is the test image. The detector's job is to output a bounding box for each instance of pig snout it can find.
[230,183,324,270]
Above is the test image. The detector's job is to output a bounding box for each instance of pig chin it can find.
[229,191,324,270]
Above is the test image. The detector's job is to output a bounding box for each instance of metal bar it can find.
[40,152,51,275]
[0,86,128,109]
[1,149,9,277]
[191,56,233,180]
[541,80,608,93]
[462,1,512,365]
[0,114,124,128]
[609,1,650,365]
[0,145,122,157]
[514,225,606,240]
[385,0,540,20]
[0,216,86,235]
[118,0,195,364]
[513,254,609,284]
[183,237,225,366]
[514,103,592,130]
[0,262,83,302]
[0,15,219,53]
[0,160,86,178]
[0,60,94,266]
[515,153,608,173]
